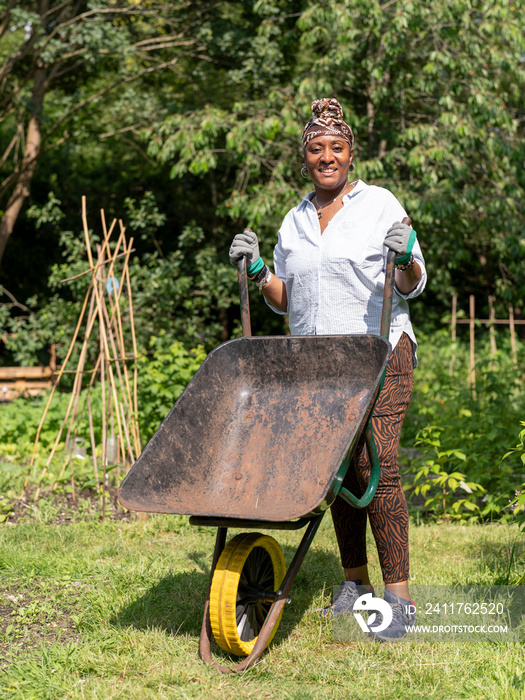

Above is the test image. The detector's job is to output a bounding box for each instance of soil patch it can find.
[0,581,84,670]
[2,485,133,525]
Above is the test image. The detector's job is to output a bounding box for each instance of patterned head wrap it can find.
[301,98,354,149]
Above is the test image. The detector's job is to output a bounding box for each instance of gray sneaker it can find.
[320,580,373,618]
[368,588,416,641]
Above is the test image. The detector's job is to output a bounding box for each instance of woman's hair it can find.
[302,98,354,149]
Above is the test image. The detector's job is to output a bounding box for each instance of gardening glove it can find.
[229,228,261,273]
[384,221,417,265]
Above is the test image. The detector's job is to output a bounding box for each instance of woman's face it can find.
[303,135,353,193]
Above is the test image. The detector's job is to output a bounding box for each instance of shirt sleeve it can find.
[378,188,427,301]
[394,236,427,300]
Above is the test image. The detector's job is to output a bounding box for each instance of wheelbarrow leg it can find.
[199,514,324,673]
[199,526,227,666]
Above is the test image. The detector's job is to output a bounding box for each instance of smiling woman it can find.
[302,98,356,230]
[228,97,427,641]
[304,133,357,227]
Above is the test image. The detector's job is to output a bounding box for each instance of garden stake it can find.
[112,253,138,413]
[488,296,497,357]
[99,227,141,461]
[124,255,141,459]
[26,198,140,505]
[119,401,135,465]
[98,263,134,461]
[33,290,96,501]
[25,279,94,489]
[100,321,107,521]
[91,243,127,471]
[87,394,100,493]
[509,305,518,371]
[449,293,457,377]
[109,231,140,455]
[469,295,476,397]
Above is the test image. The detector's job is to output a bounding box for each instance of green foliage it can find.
[502,422,525,535]
[503,422,525,475]
[142,0,525,320]
[2,192,95,367]
[137,335,206,441]
[0,0,227,295]
[409,426,485,521]
[2,198,239,367]
[0,393,72,461]
[3,0,525,364]
[123,191,167,255]
[26,192,65,229]
[0,389,110,498]
[401,331,525,522]
[0,336,207,495]
[128,222,244,352]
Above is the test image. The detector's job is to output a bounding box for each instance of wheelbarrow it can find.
[119,221,408,673]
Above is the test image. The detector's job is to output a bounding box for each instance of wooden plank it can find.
[0,380,53,390]
[0,381,52,402]
[0,366,53,380]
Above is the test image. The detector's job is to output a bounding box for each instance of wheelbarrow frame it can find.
[195,247,399,672]
[119,226,404,672]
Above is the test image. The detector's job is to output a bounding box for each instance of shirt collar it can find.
[299,179,366,210]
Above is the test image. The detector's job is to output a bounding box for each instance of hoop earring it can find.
[349,162,356,173]
[301,165,309,179]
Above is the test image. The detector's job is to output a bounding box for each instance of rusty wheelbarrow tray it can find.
[118,332,389,521]
[119,241,402,673]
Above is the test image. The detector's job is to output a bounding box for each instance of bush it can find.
[0,338,207,494]
[401,330,525,521]
[137,335,206,441]
[2,328,524,524]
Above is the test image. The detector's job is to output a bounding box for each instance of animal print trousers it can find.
[330,332,414,583]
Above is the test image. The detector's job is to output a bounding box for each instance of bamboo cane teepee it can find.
[24,197,141,514]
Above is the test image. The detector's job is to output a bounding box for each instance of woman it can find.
[229,98,426,641]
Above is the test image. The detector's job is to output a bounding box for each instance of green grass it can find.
[1,510,524,699]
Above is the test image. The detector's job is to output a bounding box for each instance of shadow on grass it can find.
[110,540,341,652]
[462,531,525,585]
[111,566,208,638]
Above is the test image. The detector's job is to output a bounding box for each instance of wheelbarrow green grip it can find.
[338,425,381,508]
[237,256,252,337]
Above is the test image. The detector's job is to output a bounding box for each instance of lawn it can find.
[1,495,524,700]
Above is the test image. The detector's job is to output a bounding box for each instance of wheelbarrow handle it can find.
[343,215,412,510]
[380,216,412,341]
[237,256,252,337]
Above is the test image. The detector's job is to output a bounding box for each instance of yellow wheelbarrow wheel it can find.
[209,532,286,657]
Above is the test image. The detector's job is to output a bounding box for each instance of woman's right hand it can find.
[229,228,260,268]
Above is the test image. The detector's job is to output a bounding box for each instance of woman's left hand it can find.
[384,222,417,263]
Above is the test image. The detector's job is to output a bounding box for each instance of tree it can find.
[2,0,525,366]
[0,0,212,266]
[2,1,296,365]
[147,0,525,320]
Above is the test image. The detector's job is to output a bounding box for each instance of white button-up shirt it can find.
[267,180,427,364]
